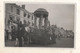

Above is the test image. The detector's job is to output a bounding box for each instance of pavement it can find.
[5,38,74,48]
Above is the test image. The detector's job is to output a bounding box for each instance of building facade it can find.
[5,3,34,31]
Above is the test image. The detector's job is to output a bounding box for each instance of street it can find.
[5,38,74,48]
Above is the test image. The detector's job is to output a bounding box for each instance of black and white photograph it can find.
[5,3,74,48]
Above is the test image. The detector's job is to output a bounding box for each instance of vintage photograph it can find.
[5,3,74,48]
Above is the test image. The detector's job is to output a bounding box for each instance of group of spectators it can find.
[5,21,31,47]
[5,20,58,46]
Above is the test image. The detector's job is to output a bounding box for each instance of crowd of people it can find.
[5,19,57,46]
[5,20,74,47]
[5,20,31,47]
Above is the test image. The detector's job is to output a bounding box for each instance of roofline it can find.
[6,3,31,14]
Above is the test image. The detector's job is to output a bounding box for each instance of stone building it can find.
[5,3,34,31]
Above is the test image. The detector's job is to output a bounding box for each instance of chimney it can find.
[22,5,25,9]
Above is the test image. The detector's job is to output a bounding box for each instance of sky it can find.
[16,3,75,31]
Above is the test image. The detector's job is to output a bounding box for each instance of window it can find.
[32,16,33,20]
[17,9,20,15]
[24,12,26,17]
[8,15,13,26]
[11,6,13,12]
[28,14,30,18]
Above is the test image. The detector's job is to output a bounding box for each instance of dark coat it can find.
[16,24,25,38]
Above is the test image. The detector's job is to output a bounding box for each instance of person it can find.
[23,25,31,45]
[52,32,56,44]
[49,28,56,44]
[11,26,16,41]
[16,21,24,47]
[5,29,9,40]
[8,26,12,40]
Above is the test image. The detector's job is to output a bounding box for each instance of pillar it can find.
[37,18,39,29]
[39,17,41,29]
[39,15,43,29]
[44,17,48,28]
[34,16,37,28]
[42,18,44,26]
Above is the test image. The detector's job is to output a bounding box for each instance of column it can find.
[39,15,43,29]
[42,18,44,26]
[39,17,41,29]
[37,18,39,29]
[44,17,48,28]
[34,16,37,28]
